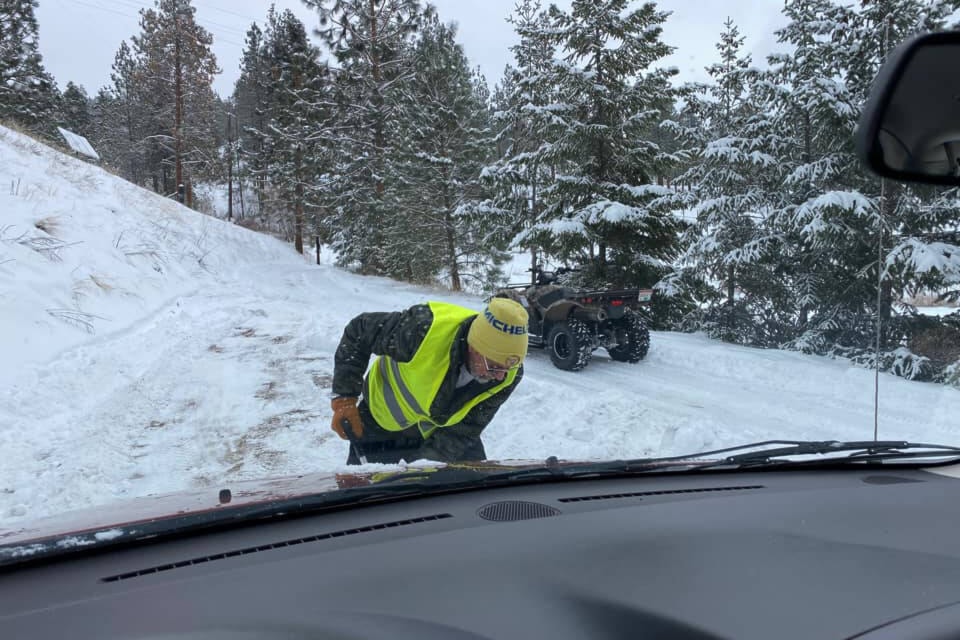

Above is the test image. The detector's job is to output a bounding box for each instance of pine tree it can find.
[681,0,960,370]
[463,67,519,289]
[483,0,560,278]
[259,8,331,254]
[303,0,429,275]
[234,21,272,216]
[670,19,786,344]
[843,0,960,364]
[94,41,148,185]
[126,0,221,200]
[396,17,500,290]
[59,82,92,137]
[766,0,960,355]
[0,0,59,135]
[534,0,682,291]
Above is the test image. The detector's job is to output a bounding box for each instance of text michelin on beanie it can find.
[468,298,529,364]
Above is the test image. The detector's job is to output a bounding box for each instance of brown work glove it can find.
[331,396,362,440]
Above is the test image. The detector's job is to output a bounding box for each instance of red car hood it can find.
[0,458,605,551]
[1,470,346,548]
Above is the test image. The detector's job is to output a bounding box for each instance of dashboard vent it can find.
[101,513,452,583]
[862,475,923,485]
[477,500,561,521]
[558,485,764,503]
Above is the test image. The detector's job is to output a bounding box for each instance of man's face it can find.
[467,347,518,382]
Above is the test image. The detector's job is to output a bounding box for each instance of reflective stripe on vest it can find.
[365,301,518,438]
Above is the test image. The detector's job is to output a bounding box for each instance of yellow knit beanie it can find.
[467,298,529,365]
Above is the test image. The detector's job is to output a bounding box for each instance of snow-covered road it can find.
[4,258,958,524]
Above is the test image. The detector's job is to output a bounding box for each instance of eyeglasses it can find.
[482,355,521,374]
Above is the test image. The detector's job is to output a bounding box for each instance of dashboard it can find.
[3,468,960,639]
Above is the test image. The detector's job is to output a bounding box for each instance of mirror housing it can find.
[857,30,960,186]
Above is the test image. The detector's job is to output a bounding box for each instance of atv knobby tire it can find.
[547,317,593,371]
[606,310,650,363]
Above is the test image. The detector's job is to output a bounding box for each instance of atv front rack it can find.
[572,288,653,304]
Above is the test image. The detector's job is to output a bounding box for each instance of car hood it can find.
[11,451,947,564]
[0,458,593,554]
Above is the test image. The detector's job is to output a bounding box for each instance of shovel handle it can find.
[341,418,368,464]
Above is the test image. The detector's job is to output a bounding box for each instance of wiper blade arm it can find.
[728,440,911,463]
[696,440,960,469]
[346,442,960,493]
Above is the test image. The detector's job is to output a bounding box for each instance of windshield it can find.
[2,0,959,532]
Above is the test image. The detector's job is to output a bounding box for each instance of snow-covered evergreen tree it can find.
[528,0,682,291]
[304,0,429,275]
[846,1,960,373]
[121,0,221,199]
[653,0,960,379]
[0,0,58,135]
[59,82,91,138]
[257,8,332,254]
[669,19,788,344]
[234,21,272,216]
[395,17,500,289]
[93,42,147,185]
[483,0,561,278]
[766,0,960,358]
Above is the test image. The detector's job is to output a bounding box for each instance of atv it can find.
[494,265,653,371]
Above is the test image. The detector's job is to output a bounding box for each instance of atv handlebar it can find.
[528,265,581,285]
[527,265,580,276]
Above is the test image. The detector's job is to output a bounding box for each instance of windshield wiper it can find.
[475,441,960,480]
[373,442,960,488]
[666,440,960,470]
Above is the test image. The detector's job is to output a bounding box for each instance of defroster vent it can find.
[101,513,452,583]
[477,501,562,521]
[559,485,765,503]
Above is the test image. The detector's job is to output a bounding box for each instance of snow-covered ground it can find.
[2,125,959,527]
[918,306,959,317]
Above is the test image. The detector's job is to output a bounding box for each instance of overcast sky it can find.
[36,0,788,97]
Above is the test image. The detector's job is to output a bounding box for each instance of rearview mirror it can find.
[857,31,960,186]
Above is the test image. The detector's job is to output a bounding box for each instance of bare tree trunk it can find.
[442,172,461,291]
[727,264,736,306]
[226,113,233,220]
[446,221,461,291]
[530,162,539,283]
[295,145,304,254]
[366,0,385,275]
[235,116,245,219]
[174,11,183,198]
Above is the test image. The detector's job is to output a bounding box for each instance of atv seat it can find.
[527,284,567,309]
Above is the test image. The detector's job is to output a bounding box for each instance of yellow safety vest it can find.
[365,302,519,438]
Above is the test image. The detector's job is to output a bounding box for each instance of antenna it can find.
[874,13,895,442]
[875,179,884,442]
